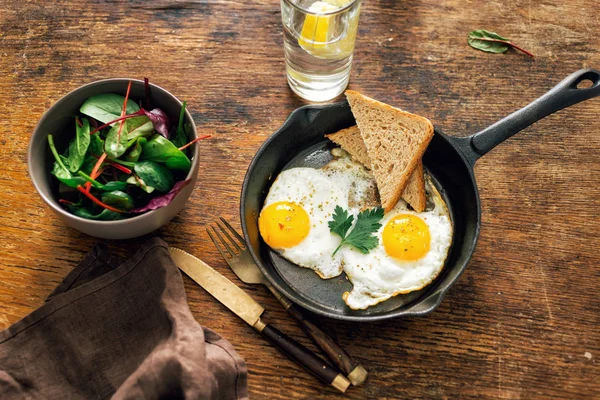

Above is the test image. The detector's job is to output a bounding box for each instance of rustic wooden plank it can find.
[0,0,598,398]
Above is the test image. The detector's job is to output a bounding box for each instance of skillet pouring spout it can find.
[455,68,600,166]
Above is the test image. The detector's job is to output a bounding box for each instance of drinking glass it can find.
[280,0,362,102]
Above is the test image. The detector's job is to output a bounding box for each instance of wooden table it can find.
[1,0,599,398]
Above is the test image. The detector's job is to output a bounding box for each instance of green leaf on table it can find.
[105,116,154,158]
[134,160,174,193]
[140,134,191,172]
[80,93,140,123]
[329,206,384,256]
[467,29,509,53]
[67,118,91,172]
[467,29,534,57]
[101,190,135,211]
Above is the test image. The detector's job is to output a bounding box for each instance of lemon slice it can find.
[298,0,358,59]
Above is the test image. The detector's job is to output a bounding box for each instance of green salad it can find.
[47,80,207,220]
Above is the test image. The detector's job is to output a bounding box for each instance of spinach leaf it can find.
[77,170,130,192]
[125,137,146,162]
[80,154,97,175]
[131,179,191,213]
[171,101,188,149]
[51,161,88,188]
[105,116,154,158]
[48,135,86,187]
[126,175,155,193]
[89,133,104,156]
[101,190,135,210]
[134,161,174,193]
[103,181,129,192]
[67,118,91,172]
[80,93,140,123]
[66,204,124,220]
[140,134,191,172]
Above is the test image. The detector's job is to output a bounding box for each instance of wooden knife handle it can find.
[266,282,368,386]
[286,304,368,386]
[257,320,350,393]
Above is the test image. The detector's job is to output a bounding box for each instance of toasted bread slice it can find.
[345,90,434,212]
[326,126,427,212]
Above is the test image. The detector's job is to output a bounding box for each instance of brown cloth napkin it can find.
[0,238,248,400]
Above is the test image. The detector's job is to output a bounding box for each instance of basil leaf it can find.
[134,160,174,193]
[67,118,91,172]
[467,29,509,54]
[101,190,134,210]
[140,134,191,172]
[105,116,154,158]
[66,204,124,220]
[80,93,140,123]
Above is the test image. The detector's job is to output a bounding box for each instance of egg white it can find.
[262,158,376,279]
[341,182,453,310]
[261,154,453,309]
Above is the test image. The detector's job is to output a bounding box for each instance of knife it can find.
[205,221,368,386]
[169,247,351,393]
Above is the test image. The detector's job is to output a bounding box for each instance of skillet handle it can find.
[465,69,600,162]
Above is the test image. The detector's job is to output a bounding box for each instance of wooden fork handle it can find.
[285,303,368,386]
[255,320,350,393]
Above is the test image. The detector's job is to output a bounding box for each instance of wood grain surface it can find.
[1,0,599,398]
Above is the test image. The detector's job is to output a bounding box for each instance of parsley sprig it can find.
[329,206,384,256]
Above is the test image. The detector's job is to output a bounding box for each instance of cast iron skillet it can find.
[241,69,600,322]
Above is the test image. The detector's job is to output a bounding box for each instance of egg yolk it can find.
[382,214,431,260]
[258,201,310,249]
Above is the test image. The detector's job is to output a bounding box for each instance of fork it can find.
[207,217,368,386]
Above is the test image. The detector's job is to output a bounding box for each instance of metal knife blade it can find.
[169,247,264,327]
[168,247,351,392]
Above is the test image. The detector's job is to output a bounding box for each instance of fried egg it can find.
[259,157,377,278]
[258,152,453,309]
[341,180,452,309]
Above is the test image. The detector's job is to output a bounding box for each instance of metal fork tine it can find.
[211,222,240,256]
[215,219,244,253]
[219,217,247,249]
[206,226,233,260]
